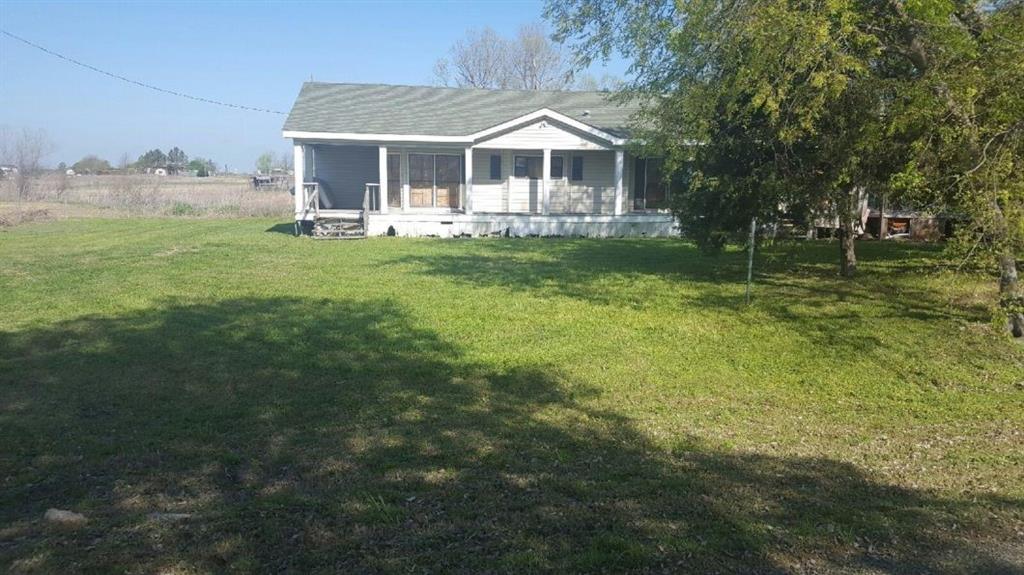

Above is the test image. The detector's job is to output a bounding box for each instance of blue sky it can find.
[0,1,626,172]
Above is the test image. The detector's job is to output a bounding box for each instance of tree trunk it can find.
[840,216,857,277]
[839,189,858,277]
[878,193,888,240]
[989,194,1024,338]
[998,251,1024,338]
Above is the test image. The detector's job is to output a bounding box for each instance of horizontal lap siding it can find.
[481,120,610,150]
[471,150,507,213]
[550,151,617,214]
[509,178,541,213]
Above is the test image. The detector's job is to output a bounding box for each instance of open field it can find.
[1,218,1022,573]
[0,174,292,222]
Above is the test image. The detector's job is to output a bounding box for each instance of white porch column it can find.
[293,143,305,217]
[464,147,473,214]
[378,145,389,214]
[542,148,551,215]
[401,152,410,212]
[614,149,625,216]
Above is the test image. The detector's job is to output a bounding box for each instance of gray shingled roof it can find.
[283,82,639,138]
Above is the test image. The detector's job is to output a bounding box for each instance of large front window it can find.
[514,156,542,179]
[633,157,670,210]
[409,153,462,208]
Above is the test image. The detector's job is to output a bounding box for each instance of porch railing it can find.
[302,181,320,219]
[364,183,382,213]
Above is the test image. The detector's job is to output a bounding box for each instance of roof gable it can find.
[282,82,638,140]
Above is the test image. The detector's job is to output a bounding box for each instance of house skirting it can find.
[310,211,678,238]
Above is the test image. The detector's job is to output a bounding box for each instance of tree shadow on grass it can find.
[1,297,1020,573]
[392,239,989,358]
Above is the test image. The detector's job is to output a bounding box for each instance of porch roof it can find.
[283,82,640,140]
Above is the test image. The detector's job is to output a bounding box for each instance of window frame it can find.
[513,155,543,180]
[633,157,671,211]
[550,155,565,179]
[407,152,463,209]
[386,153,401,208]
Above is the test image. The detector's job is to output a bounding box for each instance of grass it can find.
[1,218,1022,573]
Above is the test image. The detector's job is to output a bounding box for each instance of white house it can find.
[283,82,676,238]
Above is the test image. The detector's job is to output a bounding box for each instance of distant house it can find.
[283,82,675,238]
[0,165,18,177]
[807,191,951,241]
[151,167,168,176]
[865,199,950,241]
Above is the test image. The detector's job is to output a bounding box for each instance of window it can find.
[550,156,564,179]
[633,157,670,210]
[409,154,434,207]
[489,154,501,180]
[387,154,401,208]
[434,155,462,208]
[571,156,584,181]
[408,153,462,208]
[514,156,542,179]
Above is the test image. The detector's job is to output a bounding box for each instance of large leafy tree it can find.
[135,149,167,170]
[548,0,1024,337]
[552,0,1024,335]
[550,0,907,275]
[166,147,188,173]
[890,0,1024,336]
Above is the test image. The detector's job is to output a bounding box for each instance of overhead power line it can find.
[1,29,286,115]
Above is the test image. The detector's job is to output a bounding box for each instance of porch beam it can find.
[293,143,305,218]
[378,145,389,214]
[464,147,473,214]
[614,149,624,216]
[542,148,551,215]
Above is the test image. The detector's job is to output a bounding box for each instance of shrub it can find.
[170,201,198,216]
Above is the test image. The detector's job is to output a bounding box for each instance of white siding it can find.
[505,150,542,213]
[479,119,612,151]
[549,151,619,214]
[471,149,508,213]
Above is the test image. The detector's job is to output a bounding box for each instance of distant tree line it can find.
[59,147,219,176]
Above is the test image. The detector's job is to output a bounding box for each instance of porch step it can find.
[312,216,365,239]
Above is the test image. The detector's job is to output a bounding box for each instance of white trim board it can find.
[283,130,471,144]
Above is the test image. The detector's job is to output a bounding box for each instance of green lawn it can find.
[1,218,1022,574]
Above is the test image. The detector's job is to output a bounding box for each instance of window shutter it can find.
[490,155,501,180]
[571,156,584,181]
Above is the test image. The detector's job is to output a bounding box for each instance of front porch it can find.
[292,141,676,237]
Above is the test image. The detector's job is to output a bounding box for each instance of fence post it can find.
[746,217,757,305]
